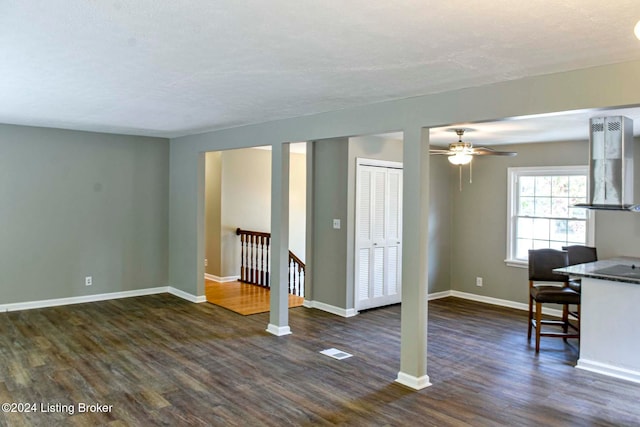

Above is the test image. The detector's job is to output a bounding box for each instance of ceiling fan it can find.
[430,128,517,190]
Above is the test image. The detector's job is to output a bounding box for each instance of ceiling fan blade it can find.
[429,149,453,155]
[472,147,517,156]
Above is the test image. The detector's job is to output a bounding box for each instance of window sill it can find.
[505,259,527,269]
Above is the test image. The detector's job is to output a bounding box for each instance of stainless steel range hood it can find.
[574,116,640,212]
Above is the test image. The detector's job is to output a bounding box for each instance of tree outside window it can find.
[506,166,593,266]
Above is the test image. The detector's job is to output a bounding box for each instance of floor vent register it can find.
[320,348,353,360]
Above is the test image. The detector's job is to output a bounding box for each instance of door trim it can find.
[356,158,403,170]
[354,158,403,311]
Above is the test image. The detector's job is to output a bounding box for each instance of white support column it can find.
[267,142,291,336]
[395,127,431,390]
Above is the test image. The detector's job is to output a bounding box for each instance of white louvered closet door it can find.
[355,162,402,311]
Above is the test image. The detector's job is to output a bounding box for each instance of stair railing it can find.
[236,228,305,297]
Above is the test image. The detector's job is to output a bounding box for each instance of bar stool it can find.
[528,249,580,352]
[562,245,598,292]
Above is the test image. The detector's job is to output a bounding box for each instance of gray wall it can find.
[450,138,640,304]
[170,59,640,301]
[311,138,349,307]
[347,135,452,299]
[346,135,404,308]
[426,155,452,294]
[309,134,451,310]
[0,124,169,304]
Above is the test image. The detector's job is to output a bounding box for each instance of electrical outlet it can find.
[85,276,92,286]
[476,277,483,287]
[204,259,208,267]
[332,219,341,229]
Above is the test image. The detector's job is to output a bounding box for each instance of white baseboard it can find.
[428,290,452,300]
[450,290,563,318]
[395,372,432,390]
[303,300,358,318]
[204,273,239,283]
[576,358,640,384]
[0,286,208,313]
[168,287,207,303]
[0,287,169,312]
[299,290,563,320]
[266,324,292,336]
[303,290,479,317]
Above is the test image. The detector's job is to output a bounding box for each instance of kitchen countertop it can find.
[554,257,640,285]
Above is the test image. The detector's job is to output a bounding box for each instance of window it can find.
[506,166,594,267]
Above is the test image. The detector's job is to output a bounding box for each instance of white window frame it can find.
[505,165,595,268]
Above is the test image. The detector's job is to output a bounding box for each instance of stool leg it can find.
[528,295,533,341]
[535,302,542,353]
[562,305,569,342]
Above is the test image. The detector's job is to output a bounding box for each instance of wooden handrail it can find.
[288,250,304,267]
[236,228,271,239]
[236,228,305,296]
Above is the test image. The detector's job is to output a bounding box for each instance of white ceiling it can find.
[2,1,640,139]
[428,106,640,147]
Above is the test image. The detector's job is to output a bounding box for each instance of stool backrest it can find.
[562,245,598,266]
[528,249,569,282]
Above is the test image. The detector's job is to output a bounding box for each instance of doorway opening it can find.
[202,144,307,313]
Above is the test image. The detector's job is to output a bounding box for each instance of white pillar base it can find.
[266,324,292,336]
[395,371,432,390]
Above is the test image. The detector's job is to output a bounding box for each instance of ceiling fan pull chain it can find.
[459,164,463,191]
[469,158,473,184]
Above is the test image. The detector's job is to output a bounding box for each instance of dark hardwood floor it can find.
[1,295,639,426]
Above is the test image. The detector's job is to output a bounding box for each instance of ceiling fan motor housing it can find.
[449,142,473,153]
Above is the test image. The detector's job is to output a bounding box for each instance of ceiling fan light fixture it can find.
[448,153,473,165]
[429,128,516,173]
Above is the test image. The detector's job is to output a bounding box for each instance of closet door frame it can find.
[354,158,403,311]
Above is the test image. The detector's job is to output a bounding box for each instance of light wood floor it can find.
[1,296,639,426]
[205,279,304,315]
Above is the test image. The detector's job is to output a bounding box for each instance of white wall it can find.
[205,147,306,278]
